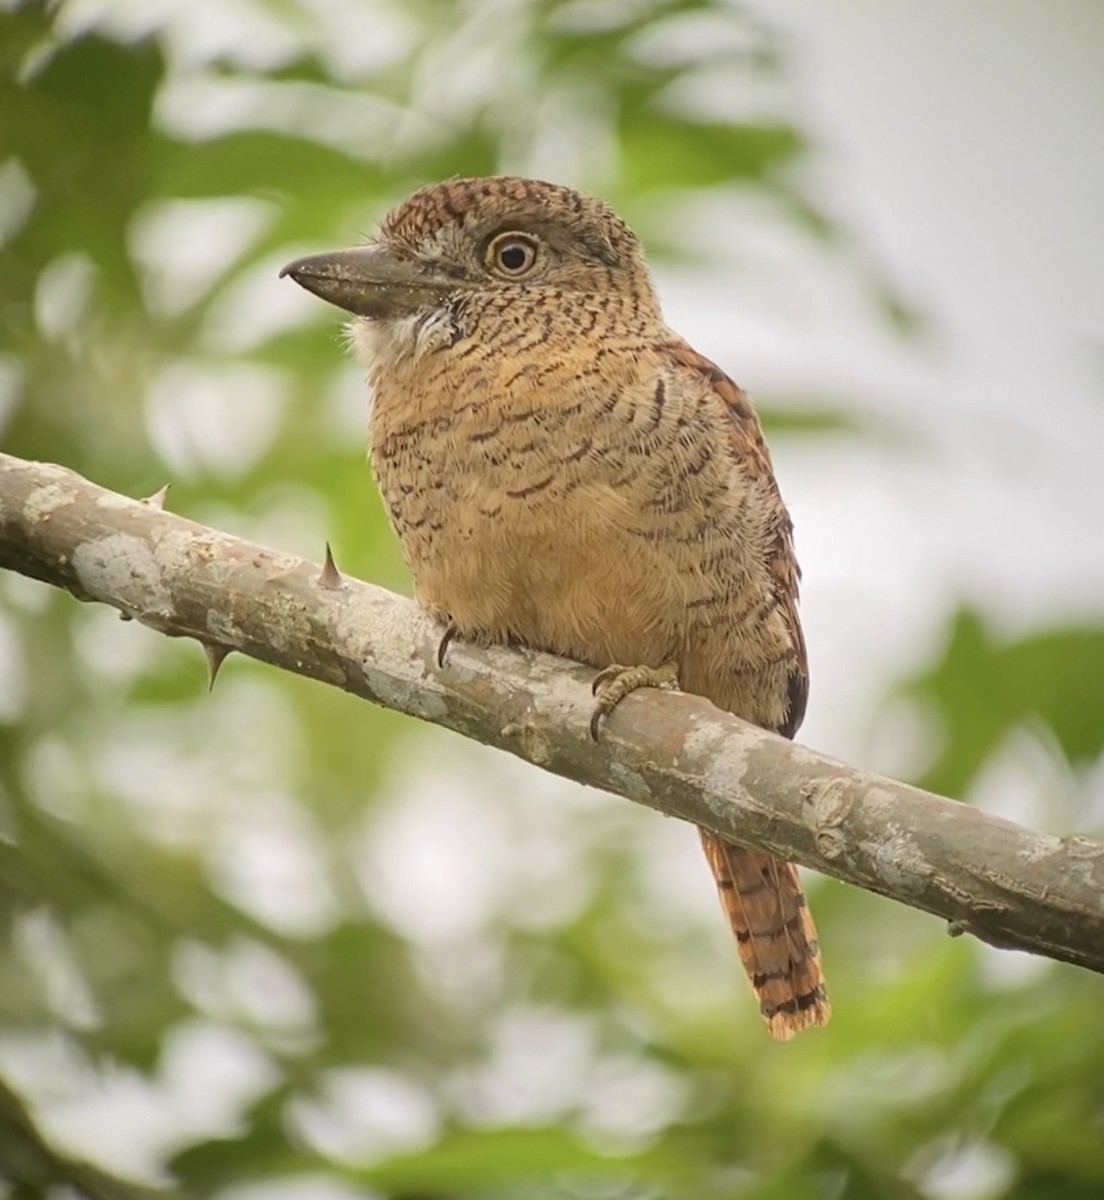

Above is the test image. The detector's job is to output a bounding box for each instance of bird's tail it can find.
[699,830,830,1040]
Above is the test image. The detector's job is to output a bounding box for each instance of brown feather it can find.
[699,833,829,1039]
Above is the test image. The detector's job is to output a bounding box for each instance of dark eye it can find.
[486,232,539,278]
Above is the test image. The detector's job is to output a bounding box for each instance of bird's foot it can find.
[590,662,680,741]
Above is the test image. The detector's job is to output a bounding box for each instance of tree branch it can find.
[2,452,1102,973]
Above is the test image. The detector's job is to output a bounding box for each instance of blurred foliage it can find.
[901,612,1104,801]
[0,1,1102,1199]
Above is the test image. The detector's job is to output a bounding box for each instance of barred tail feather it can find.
[699,831,830,1040]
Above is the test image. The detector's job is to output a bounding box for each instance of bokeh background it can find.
[2,1,1103,1197]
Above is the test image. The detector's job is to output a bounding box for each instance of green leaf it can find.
[901,610,1104,795]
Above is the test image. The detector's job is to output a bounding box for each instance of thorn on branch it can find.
[141,484,171,510]
[317,543,344,590]
[947,920,966,938]
[201,641,232,691]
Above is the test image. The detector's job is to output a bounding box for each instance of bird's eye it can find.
[486,232,540,278]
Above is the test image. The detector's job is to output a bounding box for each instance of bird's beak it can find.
[280,244,455,319]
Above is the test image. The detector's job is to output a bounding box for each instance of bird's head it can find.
[280,176,657,327]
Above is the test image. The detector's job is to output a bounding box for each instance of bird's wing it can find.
[660,339,808,739]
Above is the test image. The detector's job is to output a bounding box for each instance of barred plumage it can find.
[284,176,830,1038]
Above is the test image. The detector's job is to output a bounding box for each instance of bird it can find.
[282,176,830,1039]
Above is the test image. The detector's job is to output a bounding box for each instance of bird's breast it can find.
[366,345,705,668]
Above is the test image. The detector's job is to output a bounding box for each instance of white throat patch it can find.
[349,308,458,378]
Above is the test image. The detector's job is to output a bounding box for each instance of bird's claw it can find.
[436,621,458,668]
[588,662,680,741]
[591,663,626,696]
